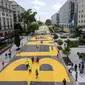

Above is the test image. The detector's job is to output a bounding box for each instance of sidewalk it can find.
[0,35,31,71]
[68,48,85,85]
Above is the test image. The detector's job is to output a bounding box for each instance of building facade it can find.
[77,0,85,27]
[59,0,77,28]
[10,1,25,27]
[0,0,14,36]
[51,13,59,25]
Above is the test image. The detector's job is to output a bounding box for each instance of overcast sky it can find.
[13,0,67,22]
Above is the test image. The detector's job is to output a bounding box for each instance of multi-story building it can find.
[10,1,25,27]
[51,13,59,25]
[59,0,77,29]
[77,0,85,27]
[0,0,14,37]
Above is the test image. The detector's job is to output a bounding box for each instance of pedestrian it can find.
[63,78,66,85]
[51,46,53,50]
[28,66,32,73]
[2,61,4,67]
[8,52,11,58]
[25,59,29,69]
[79,63,81,70]
[5,53,7,59]
[31,57,34,63]
[41,41,43,44]
[74,64,77,72]
[36,57,39,63]
[75,71,78,81]
[35,69,39,78]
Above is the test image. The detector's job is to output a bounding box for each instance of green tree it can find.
[75,26,82,37]
[57,39,63,46]
[38,21,43,26]
[45,19,51,25]
[14,35,20,49]
[20,9,37,33]
[29,22,39,34]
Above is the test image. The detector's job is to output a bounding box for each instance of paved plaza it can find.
[0,26,72,85]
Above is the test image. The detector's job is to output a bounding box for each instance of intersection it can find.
[0,26,71,85]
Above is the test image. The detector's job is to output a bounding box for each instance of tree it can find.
[75,26,82,37]
[14,23,23,33]
[62,39,70,65]
[45,19,51,25]
[38,21,43,26]
[14,34,20,50]
[57,39,63,46]
[20,9,37,33]
[29,22,39,34]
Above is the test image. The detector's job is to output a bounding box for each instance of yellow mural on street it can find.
[0,58,70,82]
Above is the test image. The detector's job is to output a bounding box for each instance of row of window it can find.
[79,15,85,18]
[0,17,13,30]
[78,20,85,23]
[79,10,83,13]
[2,12,12,17]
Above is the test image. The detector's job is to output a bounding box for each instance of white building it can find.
[59,0,77,28]
[51,13,59,25]
[10,1,25,26]
[0,0,14,36]
[77,0,85,27]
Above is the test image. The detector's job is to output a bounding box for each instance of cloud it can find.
[52,3,62,11]
[38,12,48,15]
[31,0,45,6]
[33,6,40,10]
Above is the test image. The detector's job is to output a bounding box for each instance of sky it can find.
[12,0,67,22]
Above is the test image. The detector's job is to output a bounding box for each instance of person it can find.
[31,57,34,63]
[75,71,78,81]
[74,64,77,72]
[63,78,66,85]
[5,53,7,59]
[36,57,39,63]
[25,59,29,69]
[51,46,53,51]
[2,61,4,67]
[28,66,32,72]
[8,52,11,58]
[35,69,39,78]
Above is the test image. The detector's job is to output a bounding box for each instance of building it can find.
[10,1,25,27]
[59,0,77,29]
[77,0,85,27]
[51,13,59,25]
[0,0,14,37]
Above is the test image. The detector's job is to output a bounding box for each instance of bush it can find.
[62,47,70,55]
[54,34,58,39]
[57,39,63,45]
[64,40,78,47]
[80,53,85,60]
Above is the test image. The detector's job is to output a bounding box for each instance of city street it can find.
[0,26,71,85]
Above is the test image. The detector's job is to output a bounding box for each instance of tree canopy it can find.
[45,19,51,25]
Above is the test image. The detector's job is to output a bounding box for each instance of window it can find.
[81,15,83,18]
[3,17,6,29]
[7,18,9,29]
[82,10,83,12]
[79,15,80,18]
[0,17,1,30]
[79,20,80,23]
[84,20,85,23]
[81,20,83,23]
